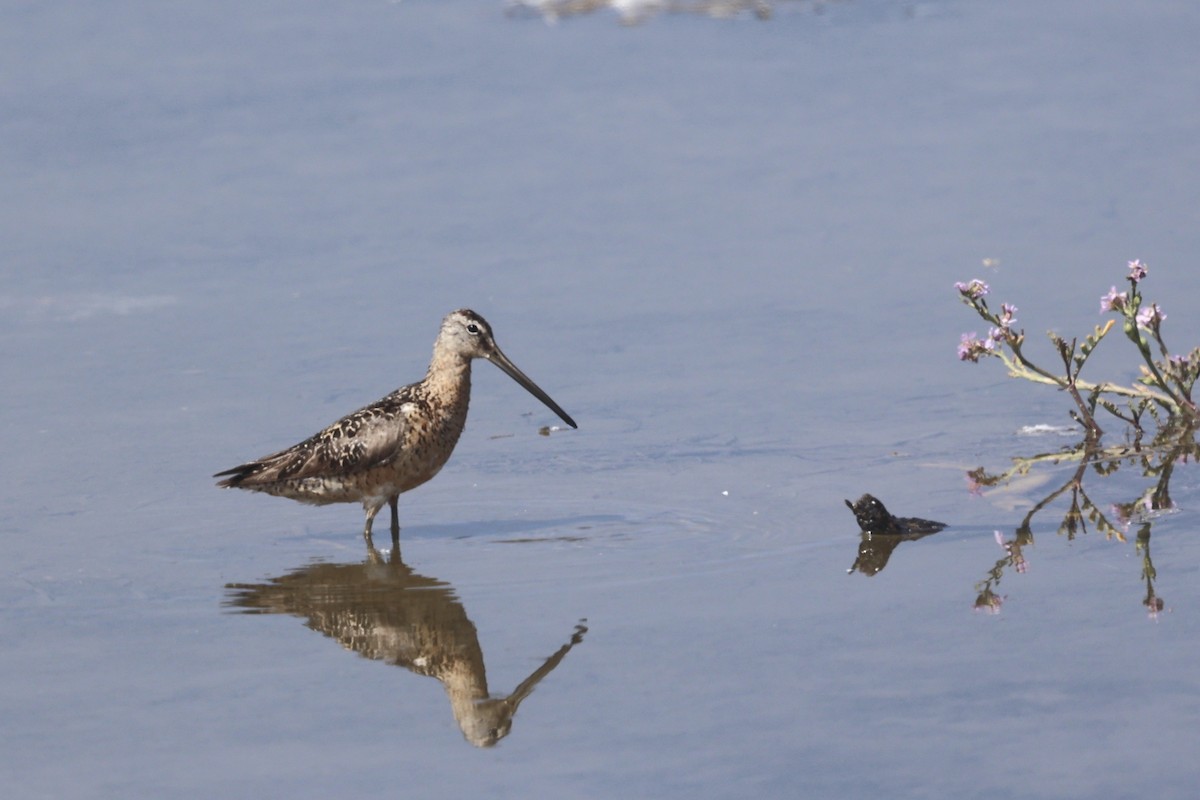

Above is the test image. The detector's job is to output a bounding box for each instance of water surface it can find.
[3,1,1199,797]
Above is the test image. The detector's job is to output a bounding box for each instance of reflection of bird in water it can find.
[844,493,946,576]
[214,310,577,545]
[225,547,587,747]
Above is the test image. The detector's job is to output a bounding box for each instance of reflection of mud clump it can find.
[845,494,946,576]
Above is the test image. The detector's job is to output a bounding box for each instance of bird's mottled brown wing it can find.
[215,395,412,487]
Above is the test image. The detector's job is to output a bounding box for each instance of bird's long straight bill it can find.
[488,349,578,429]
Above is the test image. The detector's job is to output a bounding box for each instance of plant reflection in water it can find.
[968,423,1198,618]
[225,547,587,747]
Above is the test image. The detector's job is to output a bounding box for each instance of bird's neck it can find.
[424,351,473,408]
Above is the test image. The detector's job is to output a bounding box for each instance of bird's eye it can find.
[466,323,480,335]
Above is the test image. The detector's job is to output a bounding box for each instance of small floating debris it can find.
[844,494,947,577]
[844,493,946,536]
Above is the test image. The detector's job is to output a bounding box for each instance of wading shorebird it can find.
[214,309,577,543]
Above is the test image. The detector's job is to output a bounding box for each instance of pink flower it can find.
[1136,303,1166,330]
[957,332,993,362]
[1100,286,1127,313]
[999,303,1018,328]
[955,279,990,300]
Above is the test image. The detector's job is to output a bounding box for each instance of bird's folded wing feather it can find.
[222,401,412,485]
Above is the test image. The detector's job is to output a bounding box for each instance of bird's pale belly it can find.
[258,454,450,507]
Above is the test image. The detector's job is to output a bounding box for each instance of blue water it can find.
[3,1,1199,797]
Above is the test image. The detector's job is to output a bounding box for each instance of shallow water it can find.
[4,1,1200,797]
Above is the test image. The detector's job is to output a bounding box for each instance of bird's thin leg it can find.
[363,503,381,546]
[389,495,400,544]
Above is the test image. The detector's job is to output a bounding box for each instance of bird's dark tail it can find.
[213,463,263,488]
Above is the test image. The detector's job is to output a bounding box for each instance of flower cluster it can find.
[956,332,992,363]
[1136,302,1167,332]
[954,279,989,300]
[1100,286,1127,313]
[1128,258,1148,283]
[955,282,1019,362]
[955,259,1199,434]
[1101,262,1166,331]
